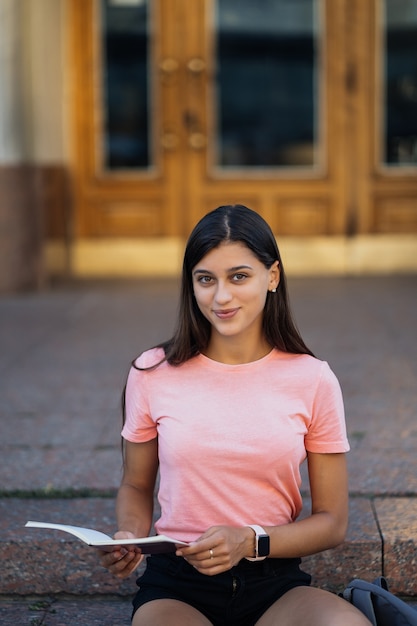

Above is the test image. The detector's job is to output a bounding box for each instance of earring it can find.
[270,288,277,293]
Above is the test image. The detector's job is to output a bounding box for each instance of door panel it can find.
[374,0,417,232]
[382,0,417,167]
[100,0,151,170]
[354,0,417,234]
[213,0,318,168]
[70,0,184,237]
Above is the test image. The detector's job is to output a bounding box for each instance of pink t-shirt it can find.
[122,347,349,543]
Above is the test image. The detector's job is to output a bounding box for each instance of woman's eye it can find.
[198,276,213,284]
[233,273,247,281]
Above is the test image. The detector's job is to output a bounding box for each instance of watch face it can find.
[258,534,270,557]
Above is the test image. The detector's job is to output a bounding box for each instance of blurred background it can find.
[0,0,417,293]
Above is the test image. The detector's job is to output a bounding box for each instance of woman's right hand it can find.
[99,531,145,579]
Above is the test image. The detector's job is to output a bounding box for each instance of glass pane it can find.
[100,0,150,170]
[215,0,319,169]
[384,0,417,166]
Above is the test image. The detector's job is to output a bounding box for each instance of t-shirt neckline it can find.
[197,348,278,370]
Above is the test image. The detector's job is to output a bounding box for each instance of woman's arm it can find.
[100,438,159,578]
[116,438,159,536]
[266,451,349,557]
[177,452,348,573]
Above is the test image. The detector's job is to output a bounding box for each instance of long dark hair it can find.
[122,205,314,441]
[136,204,314,369]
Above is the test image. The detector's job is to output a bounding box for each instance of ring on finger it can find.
[209,548,214,559]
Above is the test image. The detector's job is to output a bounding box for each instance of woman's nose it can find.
[215,281,232,304]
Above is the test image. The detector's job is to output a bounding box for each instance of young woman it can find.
[101,205,371,625]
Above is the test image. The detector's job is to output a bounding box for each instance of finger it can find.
[111,552,143,578]
[101,548,142,571]
[186,546,222,569]
[100,549,126,567]
[177,539,217,558]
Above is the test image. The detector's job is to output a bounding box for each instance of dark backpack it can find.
[342,577,417,626]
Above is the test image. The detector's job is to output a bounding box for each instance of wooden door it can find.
[69,0,417,245]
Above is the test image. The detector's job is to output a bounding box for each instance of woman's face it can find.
[192,241,279,344]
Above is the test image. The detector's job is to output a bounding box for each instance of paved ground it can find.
[0,275,416,624]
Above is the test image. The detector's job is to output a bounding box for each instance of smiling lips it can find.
[213,308,240,319]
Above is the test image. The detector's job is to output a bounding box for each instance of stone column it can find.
[0,0,44,292]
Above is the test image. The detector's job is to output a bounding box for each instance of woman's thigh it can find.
[255,586,372,626]
[132,598,214,626]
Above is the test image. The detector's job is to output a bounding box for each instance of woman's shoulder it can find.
[272,349,318,365]
[272,349,334,377]
[131,346,167,370]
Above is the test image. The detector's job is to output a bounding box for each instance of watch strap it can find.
[245,524,268,561]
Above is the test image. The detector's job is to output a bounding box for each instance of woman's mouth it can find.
[213,308,239,319]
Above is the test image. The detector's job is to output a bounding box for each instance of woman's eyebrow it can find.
[193,265,253,276]
[193,268,213,276]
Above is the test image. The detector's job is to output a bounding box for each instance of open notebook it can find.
[25,521,188,553]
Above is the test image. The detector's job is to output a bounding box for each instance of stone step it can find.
[1,497,416,597]
[1,593,416,626]
[0,595,133,625]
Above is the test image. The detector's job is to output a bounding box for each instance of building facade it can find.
[1,0,417,289]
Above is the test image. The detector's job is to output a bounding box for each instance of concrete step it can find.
[0,595,132,626]
[1,497,417,598]
[1,593,416,626]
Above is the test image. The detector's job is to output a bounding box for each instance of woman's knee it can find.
[255,586,372,626]
[132,598,213,626]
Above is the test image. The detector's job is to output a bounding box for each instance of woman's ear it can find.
[268,260,280,292]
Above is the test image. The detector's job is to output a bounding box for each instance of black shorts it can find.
[132,553,311,626]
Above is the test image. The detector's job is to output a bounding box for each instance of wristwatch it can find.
[245,524,270,561]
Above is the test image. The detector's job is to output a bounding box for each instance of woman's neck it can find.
[203,336,273,365]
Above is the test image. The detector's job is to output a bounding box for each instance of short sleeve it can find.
[305,362,350,453]
[121,355,158,443]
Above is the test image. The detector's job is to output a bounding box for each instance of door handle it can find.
[159,58,179,75]
[184,112,206,150]
[161,132,179,150]
[188,133,206,150]
[187,58,205,74]
[159,58,179,86]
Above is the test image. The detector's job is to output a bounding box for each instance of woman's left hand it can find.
[100,531,145,579]
[176,525,253,575]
